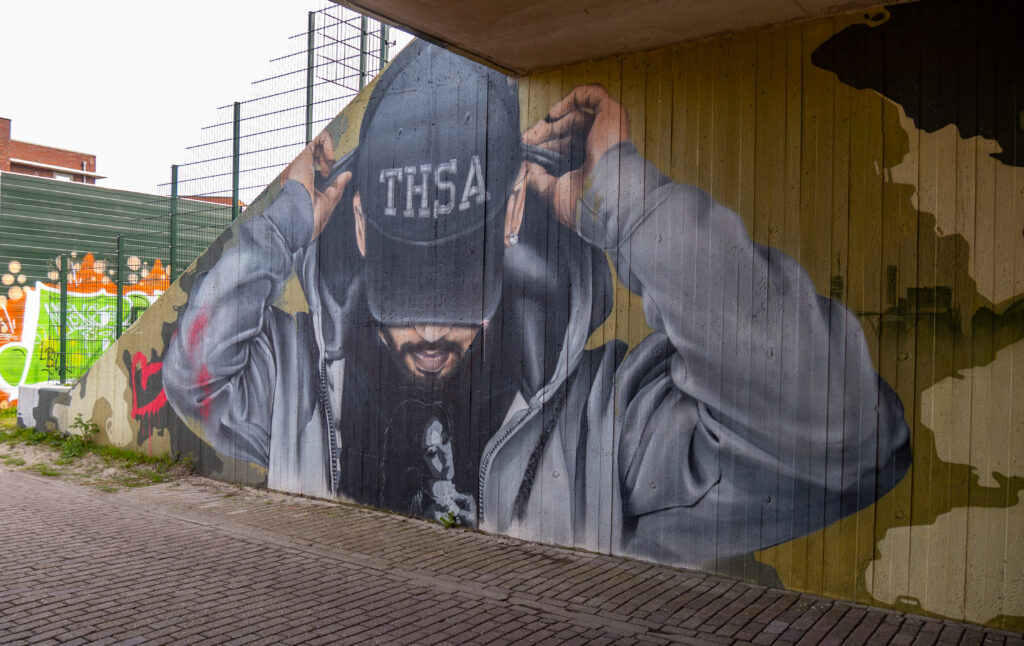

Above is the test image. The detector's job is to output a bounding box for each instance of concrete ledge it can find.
[17,383,72,432]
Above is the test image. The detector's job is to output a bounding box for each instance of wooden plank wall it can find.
[517,1,1022,630]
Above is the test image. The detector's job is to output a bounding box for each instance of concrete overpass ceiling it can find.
[336,0,911,73]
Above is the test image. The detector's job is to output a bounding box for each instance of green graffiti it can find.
[0,345,28,385]
[2,286,159,386]
[30,288,152,381]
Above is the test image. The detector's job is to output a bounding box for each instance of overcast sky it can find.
[2,0,410,196]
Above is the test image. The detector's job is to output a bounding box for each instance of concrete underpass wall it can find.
[46,0,1023,630]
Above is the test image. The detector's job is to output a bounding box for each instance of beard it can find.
[380,334,470,391]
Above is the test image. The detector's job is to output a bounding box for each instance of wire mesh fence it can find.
[166,2,392,208]
[0,2,396,402]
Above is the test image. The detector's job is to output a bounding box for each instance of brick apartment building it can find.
[0,117,104,184]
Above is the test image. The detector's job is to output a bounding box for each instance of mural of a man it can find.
[164,41,912,567]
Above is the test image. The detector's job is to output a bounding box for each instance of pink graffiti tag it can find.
[130,352,168,418]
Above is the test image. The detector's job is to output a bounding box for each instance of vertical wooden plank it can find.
[908,1,938,618]
[867,27,920,615]
[736,33,758,231]
[800,19,835,294]
[523,65,566,544]
[992,17,1024,622]
[616,52,648,551]
[751,24,800,592]
[782,25,805,269]
[620,53,647,161]
[913,0,954,618]
[964,0,998,625]
[680,41,703,189]
[695,39,717,198]
[643,50,673,176]
[669,42,697,186]
[938,0,976,619]
[751,29,786,249]
[710,34,744,217]
[732,25,762,586]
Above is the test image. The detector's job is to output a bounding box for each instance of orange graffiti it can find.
[138,258,170,295]
[42,253,169,296]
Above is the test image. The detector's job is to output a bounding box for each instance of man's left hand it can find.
[522,85,630,228]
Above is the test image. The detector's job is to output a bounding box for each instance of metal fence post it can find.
[232,101,241,221]
[306,11,316,144]
[59,254,67,384]
[379,23,389,66]
[170,164,178,283]
[358,16,368,90]
[116,235,124,339]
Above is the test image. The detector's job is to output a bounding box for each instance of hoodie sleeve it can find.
[578,142,911,559]
[163,180,315,468]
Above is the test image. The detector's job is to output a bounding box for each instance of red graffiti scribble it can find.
[188,311,209,355]
[130,352,168,418]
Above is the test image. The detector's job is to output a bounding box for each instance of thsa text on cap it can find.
[377,155,490,218]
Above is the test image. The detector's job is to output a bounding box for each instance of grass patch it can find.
[0,426,58,448]
[0,425,98,462]
[0,407,16,420]
[92,444,177,469]
[1,414,196,491]
[27,463,61,477]
[140,469,167,484]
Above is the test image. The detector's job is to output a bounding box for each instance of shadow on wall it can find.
[798,2,1024,628]
[813,0,1023,169]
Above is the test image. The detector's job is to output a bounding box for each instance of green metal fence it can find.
[0,173,232,389]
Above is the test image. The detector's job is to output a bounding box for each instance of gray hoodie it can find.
[164,141,911,568]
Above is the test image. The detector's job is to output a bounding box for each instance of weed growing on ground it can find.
[4,457,25,466]
[62,415,100,459]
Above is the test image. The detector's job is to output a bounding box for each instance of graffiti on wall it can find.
[0,253,168,408]
[45,0,1024,630]
[159,41,912,567]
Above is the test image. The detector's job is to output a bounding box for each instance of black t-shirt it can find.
[337,310,519,521]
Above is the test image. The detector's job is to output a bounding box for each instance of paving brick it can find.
[0,470,1019,646]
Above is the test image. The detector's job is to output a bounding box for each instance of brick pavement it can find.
[1,469,1021,646]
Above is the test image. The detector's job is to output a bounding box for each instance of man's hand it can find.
[282,130,351,240]
[522,84,629,228]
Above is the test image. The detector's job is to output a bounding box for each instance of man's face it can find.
[379,324,480,385]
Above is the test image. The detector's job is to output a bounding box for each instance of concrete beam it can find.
[337,0,916,73]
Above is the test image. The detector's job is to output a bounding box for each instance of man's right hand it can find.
[282,130,351,240]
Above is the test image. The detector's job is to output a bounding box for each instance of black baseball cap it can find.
[354,41,521,326]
